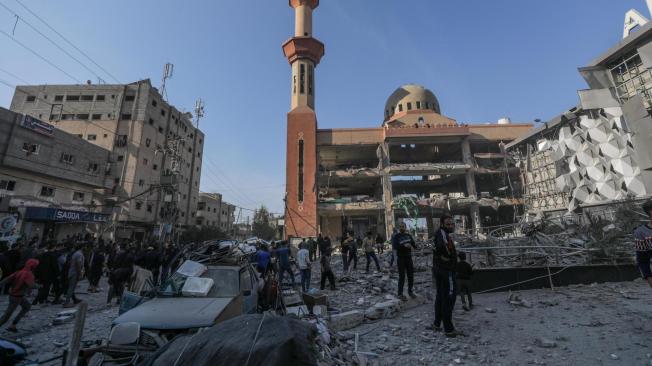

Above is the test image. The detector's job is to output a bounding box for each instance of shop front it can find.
[22,207,110,243]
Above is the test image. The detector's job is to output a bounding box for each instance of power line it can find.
[0,1,107,83]
[0,65,29,84]
[13,0,120,83]
[0,28,81,83]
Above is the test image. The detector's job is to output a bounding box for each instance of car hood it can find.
[113,297,234,330]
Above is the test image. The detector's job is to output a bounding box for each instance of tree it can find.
[252,206,276,240]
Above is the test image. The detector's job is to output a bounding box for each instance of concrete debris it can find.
[363,299,402,320]
[534,338,557,348]
[329,310,364,331]
[508,293,533,308]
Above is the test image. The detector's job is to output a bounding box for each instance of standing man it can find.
[320,244,336,291]
[297,242,311,292]
[0,258,39,332]
[87,244,105,293]
[255,245,271,275]
[33,243,59,305]
[275,241,295,288]
[63,242,84,308]
[375,233,385,254]
[307,237,316,262]
[340,233,352,273]
[363,231,381,273]
[634,200,652,288]
[433,214,459,337]
[392,222,417,301]
[316,233,324,259]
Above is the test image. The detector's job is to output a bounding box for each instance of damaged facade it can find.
[507,21,652,215]
[283,1,532,240]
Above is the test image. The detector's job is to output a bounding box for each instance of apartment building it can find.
[10,79,204,241]
[0,107,111,242]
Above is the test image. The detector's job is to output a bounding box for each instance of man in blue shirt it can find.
[274,241,295,288]
[255,245,271,275]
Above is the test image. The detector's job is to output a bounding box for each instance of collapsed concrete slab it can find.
[329,310,364,331]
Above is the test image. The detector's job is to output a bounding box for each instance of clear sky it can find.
[0,0,648,219]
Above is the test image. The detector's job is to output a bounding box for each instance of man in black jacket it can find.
[432,214,459,337]
[392,222,417,301]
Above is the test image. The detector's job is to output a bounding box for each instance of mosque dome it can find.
[384,84,440,121]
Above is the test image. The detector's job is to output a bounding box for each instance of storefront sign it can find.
[0,215,17,233]
[24,207,109,223]
[20,115,54,136]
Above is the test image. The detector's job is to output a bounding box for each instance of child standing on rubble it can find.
[634,200,652,288]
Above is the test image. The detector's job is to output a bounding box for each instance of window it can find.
[152,100,158,107]
[61,114,74,120]
[145,138,151,147]
[49,114,60,121]
[158,126,164,133]
[121,114,132,120]
[149,118,154,125]
[135,201,142,210]
[308,65,314,95]
[87,134,97,141]
[54,95,63,101]
[92,114,102,120]
[143,158,148,166]
[197,152,201,158]
[416,101,421,109]
[77,134,83,138]
[103,134,108,138]
[300,63,305,94]
[147,204,152,213]
[72,192,85,202]
[153,164,158,171]
[161,109,166,116]
[398,104,403,112]
[60,152,75,164]
[199,138,202,144]
[0,180,16,191]
[425,101,429,109]
[22,143,40,154]
[40,186,55,197]
[407,102,412,110]
[125,95,135,101]
[117,155,124,162]
[188,147,192,153]
[198,202,206,210]
[298,138,304,202]
[76,114,89,120]
[81,95,93,101]
[66,95,80,101]
[116,135,128,147]
[96,95,105,101]
[183,194,187,199]
[138,179,145,187]
[26,95,36,102]
[88,162,99,172]
[181,212,185,217]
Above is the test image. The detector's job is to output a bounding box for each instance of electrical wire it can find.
[0,65,29,84]
[0,1,108,83]
[13,0,120,83]
[0,28,81,83]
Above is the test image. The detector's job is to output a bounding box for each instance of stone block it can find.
[329,310,364,331]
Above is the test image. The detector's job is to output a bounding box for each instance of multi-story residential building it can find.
[0,107,111,242]
[196,192,222,228]
[9,79,204,241]
[196,192,236,235]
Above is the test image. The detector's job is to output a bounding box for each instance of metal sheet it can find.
[578,89,621,110]
[578,66,614,89]
[623,95,652,170]
[638,41,652,69]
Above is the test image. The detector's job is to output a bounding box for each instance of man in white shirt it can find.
[297,242,311,292]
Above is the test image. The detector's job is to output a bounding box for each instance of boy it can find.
[297,242,311,292]
[456,252,473,311]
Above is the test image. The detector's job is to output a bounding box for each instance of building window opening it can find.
[308,65,314,96]
[40,186,55,197]
[407,102,412,110]
[416,101,421,109]
[300,64,306,94]
[398,104,403,112]
[298,138,304,203]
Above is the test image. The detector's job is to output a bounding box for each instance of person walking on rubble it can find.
[375,233,385,254]
[363,231,381,273]
[297,242,311,292]
[456,252,473,311]
[276,241,295,288]
[393,222,417,301]
[320,241,336,290]
[63,242,84,308]
[308,237,317,262]
[634,199,652,288]
[433,214,461,337]
[341,232,353,273]
[0,258,39,332]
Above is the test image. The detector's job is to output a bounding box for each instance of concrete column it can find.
[462,137,481,232]
[378,142,394,240]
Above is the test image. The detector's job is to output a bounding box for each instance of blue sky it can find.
[0,0,648,218]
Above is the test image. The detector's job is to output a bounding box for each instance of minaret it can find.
[283,0,324,239]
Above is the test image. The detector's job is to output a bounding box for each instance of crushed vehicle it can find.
[80,240,280,365]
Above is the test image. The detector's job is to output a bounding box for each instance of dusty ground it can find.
[0,277,117,364]
[320,251,652,366]
[0,250,650,365]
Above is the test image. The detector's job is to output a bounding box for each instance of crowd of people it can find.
[0,234,181,332]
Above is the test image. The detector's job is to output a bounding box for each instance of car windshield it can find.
[157,268,239,298]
